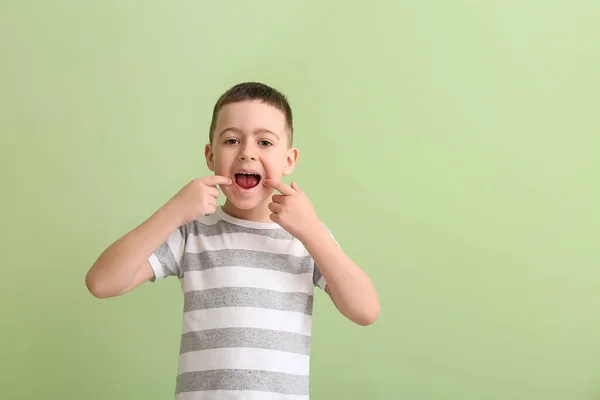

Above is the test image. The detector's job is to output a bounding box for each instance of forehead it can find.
[215,100,287,133]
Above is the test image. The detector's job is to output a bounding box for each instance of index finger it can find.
[263,179,295,195]
[202,175,232,186]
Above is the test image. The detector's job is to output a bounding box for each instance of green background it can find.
[1,1,599,399]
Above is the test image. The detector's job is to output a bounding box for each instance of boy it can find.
[85,82,379,399]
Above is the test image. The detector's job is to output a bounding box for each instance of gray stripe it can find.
[176,369,309,395]
[180,327,311,355]
[182,249,313,275]
[155,240,181,277]
[313,265,323,286]
[189,219,294,240]
[183,287,313,315]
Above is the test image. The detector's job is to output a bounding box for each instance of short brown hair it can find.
[208,82,293,144]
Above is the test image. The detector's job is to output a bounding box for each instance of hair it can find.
[208,82,293,145]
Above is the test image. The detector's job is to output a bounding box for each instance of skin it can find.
[85,100,379,326]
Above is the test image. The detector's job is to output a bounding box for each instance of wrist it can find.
[300,222,330,248]
[157,201,186,229]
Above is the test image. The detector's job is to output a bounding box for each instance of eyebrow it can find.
[218,127,280,140]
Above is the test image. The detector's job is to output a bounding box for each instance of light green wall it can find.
[1,1,599,399]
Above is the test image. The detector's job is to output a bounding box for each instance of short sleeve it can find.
[313,265,327,291]
[147,224,188,281]
[312,224,339,291]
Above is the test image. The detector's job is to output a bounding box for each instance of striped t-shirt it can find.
[148,206,328,400]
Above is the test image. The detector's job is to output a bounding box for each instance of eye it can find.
[224,138,240,145]
[259,140,273,147]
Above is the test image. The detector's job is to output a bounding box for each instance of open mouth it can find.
[234,172,262,190]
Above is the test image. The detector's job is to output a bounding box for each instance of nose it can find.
[238,143,257,161]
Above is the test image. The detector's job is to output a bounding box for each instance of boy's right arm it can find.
[85,176,232,299]
[85,204,180,298]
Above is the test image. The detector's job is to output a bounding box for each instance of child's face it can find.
[205,100,298,211]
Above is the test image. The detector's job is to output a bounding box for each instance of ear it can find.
[282,147,299,176]
[205,143,215,172]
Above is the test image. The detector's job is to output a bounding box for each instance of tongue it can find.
[236,174,259,189]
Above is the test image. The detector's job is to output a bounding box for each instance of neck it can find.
[222,198,274,223]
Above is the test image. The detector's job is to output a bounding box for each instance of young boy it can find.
[85,82,379,399]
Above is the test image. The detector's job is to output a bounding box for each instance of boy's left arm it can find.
[264,179,380,326]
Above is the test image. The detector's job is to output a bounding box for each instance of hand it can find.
[167,175,232,226]
[263,179,325,243]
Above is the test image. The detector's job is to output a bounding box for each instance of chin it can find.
[227,198,268,211]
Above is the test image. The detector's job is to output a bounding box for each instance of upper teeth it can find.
[238,172,258,175]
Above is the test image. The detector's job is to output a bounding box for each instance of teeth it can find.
[237,172,259,176]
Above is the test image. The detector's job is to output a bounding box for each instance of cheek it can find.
[263,160,286,178]
[213,160,225,172]
[212,152,232,174]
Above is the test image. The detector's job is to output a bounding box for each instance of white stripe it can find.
[178,347,310,376]
[186,232,310,257]
[317,275,327,291]
[197,213,221,226]
[181,307,312,336]
[176,390,308,400]
[147,254,164,281]
[182,268,313,294]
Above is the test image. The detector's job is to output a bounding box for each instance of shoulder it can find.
[178,213,226,237]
